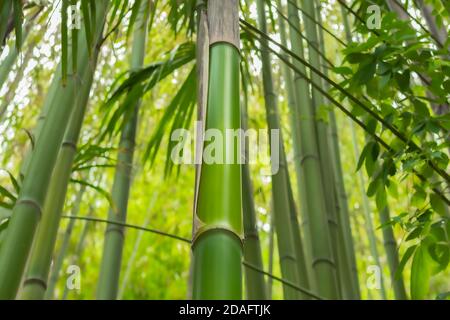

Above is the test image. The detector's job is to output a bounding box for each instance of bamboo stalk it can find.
[191,0,242,299]
[256,0,310,300]
[61,208,93,300]
[242,84,267,300]
[276,0,315,292]
[315,1,360,299]
[43,184,86,300]
[379,206,408,300]
[299,0,356,299]
[0,0,109,299]
[267,204,274,299]
[96,0,150,300]
[350,121,386,300]
[118,193,157,299]
[0,33,36,120]
[20,5,107,298]
[286,0,339,299]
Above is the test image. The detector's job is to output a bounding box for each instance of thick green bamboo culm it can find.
[242,88,267,300]
[256,0,308,300]
[191,0,243,299]
[96,0,151,300]
[19,66,61,181]
[286,0,339,299]
[20,4,108,299]
[315,1,360,299]
[0,1,109,299]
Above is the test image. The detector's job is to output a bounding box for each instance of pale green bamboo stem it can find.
[350,121,387,300]
[20,2,109,297]
[276,0,316,292]
[379,206,408,300]
[44,185,86,300]
[256,0,309,300]
[267,206,274,299]
[0,1,109,299]
[242,85,267,300]
[96,0,150,300]
[286,0,339,299]
[0,35,36,120]
[299,0,356,299]
[118,193,157,299]
[62,208,93,300]
[315,1,360,299]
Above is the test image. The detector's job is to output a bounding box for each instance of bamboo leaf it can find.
[70,178,113,207]
[12,0,23,50]
[410,243,432,299]
[126,0,142,38]
[0,0,12,47]
[81,0,92,54]
[61,0,69,84]
[395,244,417,280]
[430,193,447,217]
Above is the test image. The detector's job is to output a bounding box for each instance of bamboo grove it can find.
[0,0,448,300]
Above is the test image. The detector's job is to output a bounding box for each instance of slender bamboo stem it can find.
[315,1,360,299]
[118,193,157,299]
[267,204,274,299]
[276,0,316,292]
[20,5,107,298]
[61,209,92,300]
[286,0,339,299]
[350,121,387,300]
[0,34,36,121]
[256,0,309,300]
[96,0,150,300]
[242,85,267,300]
[379,206,408,300]
[0,1,109,299]
[300,0,356,299]
[44,185,86,300]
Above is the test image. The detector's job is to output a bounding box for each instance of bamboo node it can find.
[23,277,48,290]
[16,199,43,219]
[192,223,244,249]
[312,257,336,268]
